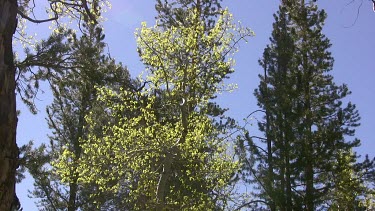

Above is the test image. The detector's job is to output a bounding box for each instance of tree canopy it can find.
[1,0,374,210]
[54,7,253,210]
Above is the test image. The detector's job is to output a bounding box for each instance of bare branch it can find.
[233,200,269,211]
[17,9,57,24]
[341,0,364,28]
[246,109,266,119]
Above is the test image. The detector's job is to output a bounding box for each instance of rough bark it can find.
[0,0,19,210]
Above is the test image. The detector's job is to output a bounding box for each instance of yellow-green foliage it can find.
[328,150,371,210]
[55,8,253,210]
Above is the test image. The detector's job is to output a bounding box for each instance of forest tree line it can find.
[0,0,374,210]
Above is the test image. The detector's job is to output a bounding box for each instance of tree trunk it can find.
[68,95,88,211]
[284,115,292,211]
[263,61,276,211]
[0,0,19,210]
[285,139,292,211]
[68,182,78,211]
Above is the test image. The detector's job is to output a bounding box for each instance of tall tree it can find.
[238,0,368,210]
[19,23,132,210]
[0,0,109,209]
[0,1,19,210]
[56,5,253,210]
[154,0,229,117]
[155,0,222,30]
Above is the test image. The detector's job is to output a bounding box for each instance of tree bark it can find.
[0,0,19,210]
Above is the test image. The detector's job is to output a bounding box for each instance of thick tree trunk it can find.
[0,0,19,210]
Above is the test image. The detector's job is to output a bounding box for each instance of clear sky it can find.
[16,0,375,209]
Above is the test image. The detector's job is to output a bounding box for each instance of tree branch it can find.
[234,200,269,211]
[17,9,57,24]
[81,0,98,25]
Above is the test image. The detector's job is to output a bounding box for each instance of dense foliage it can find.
[1,0,110,209]
[8,0,375,210]
[20,23,132,210]
[237,1,375,210]
[54,7,252,210]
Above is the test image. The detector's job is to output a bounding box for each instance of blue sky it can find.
[17,0,375,209]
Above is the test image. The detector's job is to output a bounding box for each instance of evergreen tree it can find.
[238,1,368,210]
[19,23,132,210]
[0,0,109,209]
[0,1,19,209]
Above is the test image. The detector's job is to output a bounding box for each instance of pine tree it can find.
[0,0,108,209]
[19,23,133,210]
[239,1,367,210]
[0,1,19,210]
